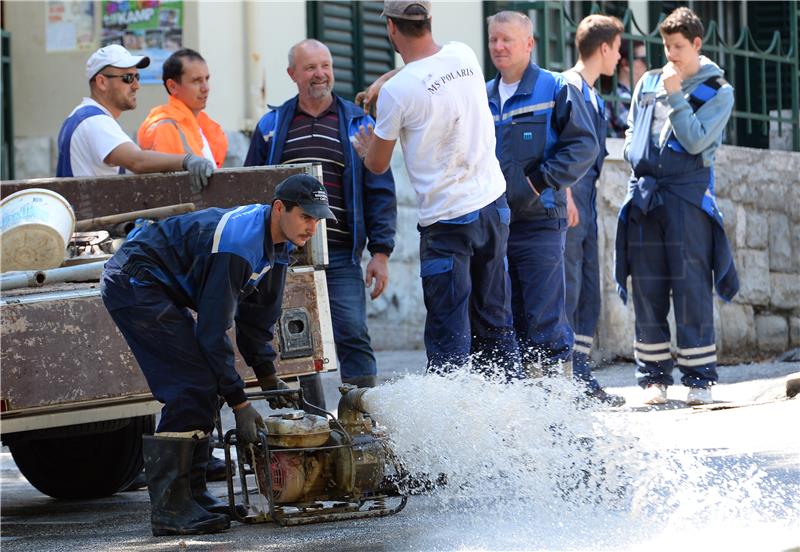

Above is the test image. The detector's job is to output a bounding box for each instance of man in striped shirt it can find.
[245,39,397,389]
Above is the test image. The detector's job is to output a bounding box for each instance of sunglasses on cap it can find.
[101,72,141,84]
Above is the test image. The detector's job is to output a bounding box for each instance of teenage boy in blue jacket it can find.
[246,39,396,389]
[615,7,738,406]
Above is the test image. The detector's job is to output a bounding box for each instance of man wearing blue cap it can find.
[57,44,214,193]
[100,174,335,536]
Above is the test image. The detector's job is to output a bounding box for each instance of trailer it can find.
[0,165,337,499]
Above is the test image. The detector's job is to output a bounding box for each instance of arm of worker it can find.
[356,68,401,115]
[194,252,254,408]
[354,85,403,175]
[105,142,214,192]
[234,265,286,375]
[663,64,734,155]
[524,83,599,194]
[243,112,276,166]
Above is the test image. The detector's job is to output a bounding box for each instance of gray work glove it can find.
[182,153,214,194]
[257,374,294,409]
[233,402,266,445]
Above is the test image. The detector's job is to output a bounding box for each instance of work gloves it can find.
[233,402,266,445]
[182,153,215,194]
[257,374,294,409]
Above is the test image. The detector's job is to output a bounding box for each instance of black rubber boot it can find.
[191,437,247,519]
[143,435,230,536]
[341,375,378,388]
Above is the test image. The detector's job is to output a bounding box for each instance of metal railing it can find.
[483,1,800,151]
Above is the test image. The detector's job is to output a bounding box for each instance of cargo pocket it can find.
[496,206,511,226]
[420,256,454,278]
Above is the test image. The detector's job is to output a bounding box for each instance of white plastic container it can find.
[0,188,76,272]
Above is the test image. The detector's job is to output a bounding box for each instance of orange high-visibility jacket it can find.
[137,95,228,168]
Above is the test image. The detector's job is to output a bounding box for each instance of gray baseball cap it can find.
[382,1,432,20]
[274,174,337,221]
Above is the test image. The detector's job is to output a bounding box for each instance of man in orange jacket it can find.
[138,49,227,168]
[137,49,228,482]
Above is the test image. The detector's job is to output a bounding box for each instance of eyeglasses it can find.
[102,73,141,84]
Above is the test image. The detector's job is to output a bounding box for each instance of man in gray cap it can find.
[354,1,519,377]
[100,173,335,536]
[57,44,214,193]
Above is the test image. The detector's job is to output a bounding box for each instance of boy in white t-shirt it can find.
[355,0,518,376]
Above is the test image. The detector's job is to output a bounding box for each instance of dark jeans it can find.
[326,247,377,380]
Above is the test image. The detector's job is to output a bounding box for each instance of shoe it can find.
[642,384,668,405]
[191,437,246,519]
[121,470,147,492]
[686,387,713,406]
[205,446,231,482]
[143,435,230,536]
[587,387,626,407]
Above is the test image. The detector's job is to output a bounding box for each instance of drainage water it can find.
[362,368,800,551]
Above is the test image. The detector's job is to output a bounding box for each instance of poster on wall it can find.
[100,1,183,84]
[46,1,95,52]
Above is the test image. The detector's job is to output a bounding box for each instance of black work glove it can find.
[182,153,214,194]
[257,374,294,409]
[233,402,266,445]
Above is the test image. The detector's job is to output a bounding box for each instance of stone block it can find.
[755,314,788,353]
[734,249,771,305]
[389,150,416,206]
[717,302,755,353]
[745,210,768,250]
[769,214,793,272]
[793,223,800,272]
[714,197,736,246]
[13,136,53,180]
[790,317,800,348]
[770,273,800,311]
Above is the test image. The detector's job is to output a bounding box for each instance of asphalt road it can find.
[2,352,799,552]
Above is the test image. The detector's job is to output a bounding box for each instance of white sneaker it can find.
[642,384,668,405]
[686,387,713,406]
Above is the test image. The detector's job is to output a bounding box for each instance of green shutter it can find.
[307,1,395,101]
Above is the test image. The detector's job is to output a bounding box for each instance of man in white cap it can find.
[57,44,214,192]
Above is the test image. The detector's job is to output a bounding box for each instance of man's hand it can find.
[233,401,266,445]
[354,124,375,160]
[365,253,390,300]
[566,188,580,228]
[662,62,683,95]
[183,154,215,194]
[355,69,398,115]
[257,374,293,409]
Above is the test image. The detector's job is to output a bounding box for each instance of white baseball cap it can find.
[86,44,150,81]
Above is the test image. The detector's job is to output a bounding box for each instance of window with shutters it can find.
[307,1,396,101]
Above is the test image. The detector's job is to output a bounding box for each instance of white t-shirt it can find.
[66,98,133,176]
[199,127,215,163]
[374,42,506,227]
[498,79,519,112]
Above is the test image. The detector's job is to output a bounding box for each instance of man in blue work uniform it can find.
[615,7,738,406]
[245,39,396,389]
[101,174,336,536]
[562,14,626,405]
[486,10,598,378]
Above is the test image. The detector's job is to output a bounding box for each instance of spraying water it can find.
[361,366,800,551]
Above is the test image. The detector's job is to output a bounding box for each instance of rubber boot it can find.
[190,437,247,519]
[143,435,230,536]
[341,375,378,388]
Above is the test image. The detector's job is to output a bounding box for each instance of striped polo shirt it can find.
[280,102,351,249]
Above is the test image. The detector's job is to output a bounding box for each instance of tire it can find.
[298,373,326,411]
[8,414,155,499]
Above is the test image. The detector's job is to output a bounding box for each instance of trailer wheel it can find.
[298,373,326,410]
[8,415,155,499]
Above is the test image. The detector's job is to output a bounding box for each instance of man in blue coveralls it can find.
[486,11,598,378]
[101,174,336,536]
[245,39,396,389]
[562,14,626,406]
[615,7,738,406]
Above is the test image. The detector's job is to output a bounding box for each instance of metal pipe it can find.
[75,203,196,232]
[0,261,106,292]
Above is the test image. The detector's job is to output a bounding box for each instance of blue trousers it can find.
[418,196,518,376]
[507,218,573,369]
[626,193,718,389]
[565,203,601,391]
[101,262,219,434]
[326,248,377,380]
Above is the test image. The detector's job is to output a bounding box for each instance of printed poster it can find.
[46,1,95,52]
[100,1,183,84]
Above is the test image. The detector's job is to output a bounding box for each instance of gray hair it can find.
[486,11,534,37]
[287,39,330,69]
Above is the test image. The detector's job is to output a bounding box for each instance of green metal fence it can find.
[483,1,800,151]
